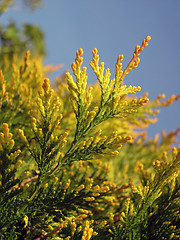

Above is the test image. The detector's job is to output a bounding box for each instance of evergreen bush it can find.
[0,1,179,239]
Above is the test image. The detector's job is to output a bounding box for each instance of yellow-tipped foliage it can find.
[0,36,180,240]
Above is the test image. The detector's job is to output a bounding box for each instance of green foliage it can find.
[0,21,46,64]
[0,3,180,240]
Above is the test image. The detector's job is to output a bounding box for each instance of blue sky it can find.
[1,0,180,143]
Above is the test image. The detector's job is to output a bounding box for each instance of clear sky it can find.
[1,0,180,143]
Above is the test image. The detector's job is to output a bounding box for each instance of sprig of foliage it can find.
[65,37,151,153]
[107,148,180,240]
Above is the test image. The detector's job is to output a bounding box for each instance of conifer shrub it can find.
[0,3,180,239]
[0,33,180,240]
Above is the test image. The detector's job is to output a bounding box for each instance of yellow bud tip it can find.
[146,36,151,41]
[42,78,50,92]
[120,54,124,61]
[71,62,76,70]
[44,78,49,84]
[126,136,132,141]
[3,123,8,130]
[78,48,83,56]
[92,48,98,55]
[65,72,71,78]
[3,123,9,136]
[31,118,36,123]
[26,50,30,57]
[135,58,140,64]
[100,62,104,67]
[117,55,124,62]
[82,66,87,72]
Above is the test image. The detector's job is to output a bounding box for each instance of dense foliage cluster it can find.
[0,1,180,240]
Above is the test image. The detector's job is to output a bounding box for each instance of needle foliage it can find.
[0,2,180,240]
